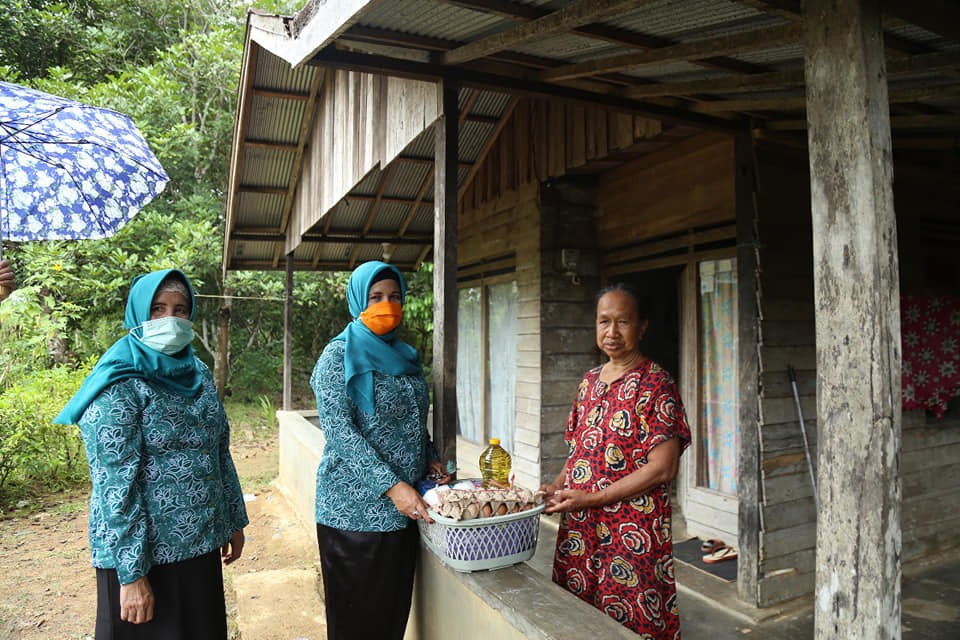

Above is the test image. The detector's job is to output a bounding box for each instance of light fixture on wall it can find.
[381,242,394,263]
[560,248,581,286]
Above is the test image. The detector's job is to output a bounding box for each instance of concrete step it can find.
[228,482,327,639]
[233,569,326,640]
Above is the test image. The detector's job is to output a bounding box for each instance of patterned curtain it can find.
[699,259,739,494]
[487,281,518,452]
[456,287,482,442]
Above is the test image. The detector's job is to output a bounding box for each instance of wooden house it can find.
[222,0,960,634]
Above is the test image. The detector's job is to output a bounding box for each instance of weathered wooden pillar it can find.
[283,253,293,411]
[803,1,902,638]
[433,82,459,465]
[735,130,761,604]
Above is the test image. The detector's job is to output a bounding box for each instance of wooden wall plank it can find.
[596,135,735,246]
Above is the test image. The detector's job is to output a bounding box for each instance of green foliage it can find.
[257,395,277,430]
[400,262,435,385]
[0,0,439,506]
[0,283,75,385]
[0,364,90,509]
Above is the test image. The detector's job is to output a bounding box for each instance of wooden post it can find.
[215,286,232,399]
[735,130,761,605]
[803,2,902,638]
[283,254,294,411]
[433,82,459,466]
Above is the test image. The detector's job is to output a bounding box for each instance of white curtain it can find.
[699,259,739,494]
[487,281,518,453]
[456,287,482,442]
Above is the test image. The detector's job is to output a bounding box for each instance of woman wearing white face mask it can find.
[55,269,248,639]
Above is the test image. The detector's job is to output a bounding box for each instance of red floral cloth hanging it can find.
[901,296,960,418]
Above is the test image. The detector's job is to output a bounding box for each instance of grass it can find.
[238,467,277,492]
[225,397,279,443]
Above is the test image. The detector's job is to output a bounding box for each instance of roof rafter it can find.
[309,46,742,131]
[442,0,660,65]
[541,22,802,82]
[443,0,767,75]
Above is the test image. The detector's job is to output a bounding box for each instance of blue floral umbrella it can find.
[0,81,168,258]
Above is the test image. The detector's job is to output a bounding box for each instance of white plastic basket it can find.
[418,503,546,572]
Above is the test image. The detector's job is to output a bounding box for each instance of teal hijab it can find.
[54,268,203,425]
[333,261,422,415]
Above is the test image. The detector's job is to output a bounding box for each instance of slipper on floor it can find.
[703,545,738,564]
[699,538,725,554]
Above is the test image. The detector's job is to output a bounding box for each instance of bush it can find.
[0,364,91,510]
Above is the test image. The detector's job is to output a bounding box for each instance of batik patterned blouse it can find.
[553,359,691,638]
[78,362,248,585]
[311,340,436,532]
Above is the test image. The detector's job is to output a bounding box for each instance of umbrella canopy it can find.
[0,81,168,247]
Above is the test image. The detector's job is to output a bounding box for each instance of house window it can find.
[456,280,518,452]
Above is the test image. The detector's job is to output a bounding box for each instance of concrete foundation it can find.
[276,409,638,640]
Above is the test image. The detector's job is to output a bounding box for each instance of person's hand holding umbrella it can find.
[0,258,14,302]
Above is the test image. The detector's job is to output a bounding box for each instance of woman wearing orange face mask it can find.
[310,261,449,640]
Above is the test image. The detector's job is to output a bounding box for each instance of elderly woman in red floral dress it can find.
[541,282,691,638]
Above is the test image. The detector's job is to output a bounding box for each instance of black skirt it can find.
[316,522,419,640]
[94,550,227,640]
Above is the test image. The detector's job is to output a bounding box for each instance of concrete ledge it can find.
[276,410,643,640]
[277,409,324,531]
[411,549,639,640]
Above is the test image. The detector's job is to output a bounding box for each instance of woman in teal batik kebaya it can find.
[311,260,450,640]
[55,268,248,640]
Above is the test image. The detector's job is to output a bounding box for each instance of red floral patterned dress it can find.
[552,359,691,638]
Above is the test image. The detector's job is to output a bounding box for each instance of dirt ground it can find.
[0,434,314,639]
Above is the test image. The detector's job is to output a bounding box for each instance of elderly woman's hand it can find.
[543,488,601,514]
[386,480,435,523]
[119,576,155,624]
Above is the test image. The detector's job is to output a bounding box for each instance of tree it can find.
[1,0,434,409]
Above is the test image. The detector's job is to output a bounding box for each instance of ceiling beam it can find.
[309,46,742,131]
[444,0,767,75]
[231,228,432,244]
[625,68,804,98]
[442,0,660,65]
[244,140,300,153]
[880,0,960,43]
[762,114,960,131]
[230,259,423,272]
[690,84,960,114]
[623,50,960,99]
[541,22,802,82]
[340,24,651,90]
[250,87,311,101]
[239,186,289,196]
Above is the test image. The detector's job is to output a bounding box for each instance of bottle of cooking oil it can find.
[479,438,511,488]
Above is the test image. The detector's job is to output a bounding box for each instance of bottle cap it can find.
[489,438,500,445]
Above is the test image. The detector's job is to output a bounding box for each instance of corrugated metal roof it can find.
[361,0,502,42]
[223,0,960,274]
[384,162,432,200]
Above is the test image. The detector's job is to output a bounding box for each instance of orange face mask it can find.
[359,300,403,335]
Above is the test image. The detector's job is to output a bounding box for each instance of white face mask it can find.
[132,316,195,355]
